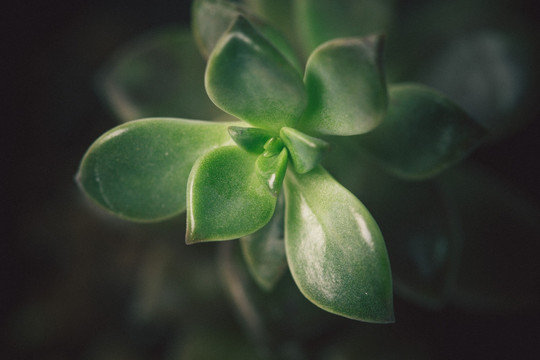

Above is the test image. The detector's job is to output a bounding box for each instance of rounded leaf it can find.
[357,83,487,179]
[301,35,388,136]
[186,146,277,243]
[77,118,238,221]
[256,147,288,196]
[283,167,394,322]
[205,16,307,132]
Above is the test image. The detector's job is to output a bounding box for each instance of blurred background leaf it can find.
[4,0,540,359]
[99,26,225,122]
[385,0,539,139]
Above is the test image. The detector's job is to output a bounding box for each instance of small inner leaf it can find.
[186,146,277,243]
[256,147,288,196]
[263,136,285,156]
[280,127,329,174]
[228,126,274,153]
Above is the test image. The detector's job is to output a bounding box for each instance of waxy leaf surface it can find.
[228,126,273,154]
[280,127,329,174]
[301,36,387,136]
[357,83,486,179]
[205,16,307,132]
[323,144,461,308]
[256,147,288,196]
[283,167,394,322]
[77,118,238,221]
[187,146,277,243]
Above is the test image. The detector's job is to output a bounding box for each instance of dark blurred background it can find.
[3,0,540,359]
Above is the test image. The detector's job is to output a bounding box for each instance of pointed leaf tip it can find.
[228,126,273,154]
[284,167,394,322]
[186,146,277,243]
[205,15,307,132]
[301,35,388,136]
[280,127,329,174]
[77,118,237,222]
[256,147,288,196]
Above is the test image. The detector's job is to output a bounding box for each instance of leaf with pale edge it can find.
[77,118,239,221]
[284,166,394,322]
[205,16,306,132]
[187,146,277,243]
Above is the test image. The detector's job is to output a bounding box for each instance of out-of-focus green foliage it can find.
[69,0,540,358]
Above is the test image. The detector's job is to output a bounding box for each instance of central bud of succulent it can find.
[228,126,329,196]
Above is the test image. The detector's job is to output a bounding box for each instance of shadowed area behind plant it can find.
[4,0,540,359]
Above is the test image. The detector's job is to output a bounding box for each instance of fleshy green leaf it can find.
[186,146,277,243]
[228,126,273,153]
[205,16,307,132]
[283,166,394,322]
[357,83,487,179]
[323,144,461,309]
[77,118,239,221]
[280,127,329,174]
[294,0,395,55]
[240,194,287,291]
[262,136,284,155]
[301,35,387,136]
[98,26,224,122]
[256,147,288,196]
